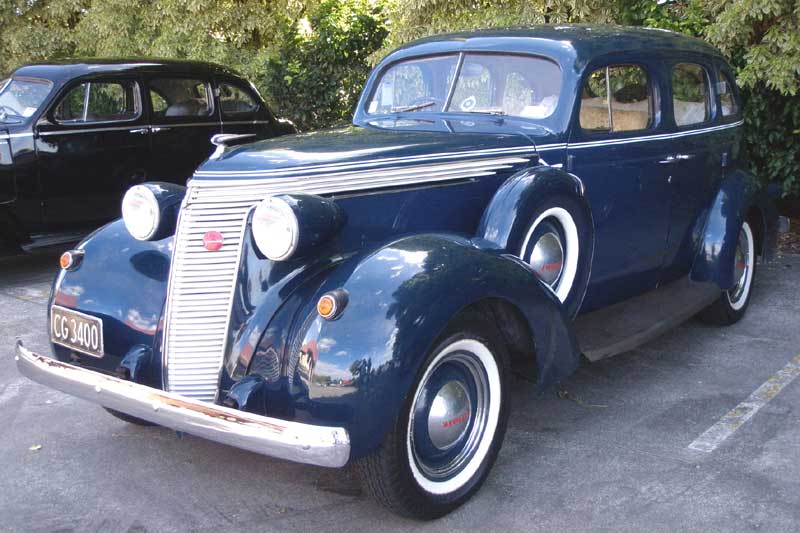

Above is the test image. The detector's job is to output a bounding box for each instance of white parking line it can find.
[689,354,800,452]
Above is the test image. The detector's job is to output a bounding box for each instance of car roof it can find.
[387,24,724,65]
[11,59,241,83]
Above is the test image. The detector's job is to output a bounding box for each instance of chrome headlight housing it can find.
[252,196,300,261]
[121,182,185,241]
[251,194,343,261]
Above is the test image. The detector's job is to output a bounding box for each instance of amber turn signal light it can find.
[59,250,84,271]
[317,289,348,320]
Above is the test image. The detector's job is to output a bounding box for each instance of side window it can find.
[149,78,212,119]
[218,81,259,117]
[672,63,711,126]
[718,71,739,117]
[53,81,140,123]
[580,65,651,132]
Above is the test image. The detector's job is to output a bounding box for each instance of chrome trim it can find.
[211,133,256,146]
[0,132,34,140]
[151,121,220,129]
[14,341,350,468]
[568,120,743,150]
[195,146,537,177]
[39,125,149,137]
[221,120,273,126]
[163,155,530,402]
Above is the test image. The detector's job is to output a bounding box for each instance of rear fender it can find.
[691,169,777,289]
[282,233,580,458]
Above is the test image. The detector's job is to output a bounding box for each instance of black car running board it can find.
[574,277,721,362]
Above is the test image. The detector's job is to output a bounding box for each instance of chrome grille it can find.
[163,153,531,402]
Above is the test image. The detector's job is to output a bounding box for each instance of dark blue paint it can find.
[47,26,779,462]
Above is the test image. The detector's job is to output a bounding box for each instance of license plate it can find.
[51,305,104,358]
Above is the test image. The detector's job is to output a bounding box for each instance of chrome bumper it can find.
[14,341,350,468]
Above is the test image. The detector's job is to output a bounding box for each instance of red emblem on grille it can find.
[202,231,224,251]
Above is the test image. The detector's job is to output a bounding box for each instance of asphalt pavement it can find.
[1,248,799,532]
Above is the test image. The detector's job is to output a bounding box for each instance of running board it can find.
[574,277,721,362]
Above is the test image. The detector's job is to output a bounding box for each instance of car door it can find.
[567,61,672,311]
[216,77,277,140]
[659,60,720,283]
[145,76,221,182]
[36,76,149,229]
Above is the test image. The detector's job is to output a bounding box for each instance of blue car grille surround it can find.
[162,153,532,402]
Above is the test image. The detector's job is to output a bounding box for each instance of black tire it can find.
[699,220,756,326]
[356,312,511,519]
[104,407,157,427]
[514,194,592,318]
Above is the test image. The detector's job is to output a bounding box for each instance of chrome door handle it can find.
[674,153,695,160]
[659,155,678,164]
[151,127,171,133]
[129,128,149,135]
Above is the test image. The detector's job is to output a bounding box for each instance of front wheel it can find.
[356,314,510,519]
[699,220,756,325]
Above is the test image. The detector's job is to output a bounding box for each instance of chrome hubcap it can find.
[410,351,489,480]
[730,227,751,304]
[530,231,564,287]
[427,381,472,450]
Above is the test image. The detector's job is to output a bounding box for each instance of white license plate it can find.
[50,305,104,358]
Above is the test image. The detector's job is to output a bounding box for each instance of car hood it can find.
[195,120,555,178]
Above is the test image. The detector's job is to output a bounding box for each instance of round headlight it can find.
[122,185,160,241]
[252,196,299,261]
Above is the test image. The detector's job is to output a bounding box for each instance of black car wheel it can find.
[104,407,156,427]
[699,220,756,325]
[357,312,510,519]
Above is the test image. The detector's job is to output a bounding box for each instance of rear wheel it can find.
[357,313,510,519]
[699,220,756,325]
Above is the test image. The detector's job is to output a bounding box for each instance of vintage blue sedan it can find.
[16,26,780,518]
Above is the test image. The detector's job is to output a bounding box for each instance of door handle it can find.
[150,127,171,133]
[129,128,149,135]
[659,153,695,164]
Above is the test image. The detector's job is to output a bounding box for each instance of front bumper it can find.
[15,341,350,468]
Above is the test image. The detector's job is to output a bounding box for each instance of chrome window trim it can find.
[53,80,144,127]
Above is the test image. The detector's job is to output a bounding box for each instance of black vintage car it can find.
[0,59,294,254]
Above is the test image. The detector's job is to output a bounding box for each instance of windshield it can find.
[0,78,53,122]
[367,53,562,119]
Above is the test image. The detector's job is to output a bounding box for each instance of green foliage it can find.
[265,0,388,130]
[376,0,616,61]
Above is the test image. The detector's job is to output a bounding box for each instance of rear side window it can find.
[53,81,140,123]
[580,65,651,132]
[672,63,711,126]
[718,71,739,117]
[149,78,212,119]
[218,81,259,117]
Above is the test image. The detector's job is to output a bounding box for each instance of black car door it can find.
[145,76,222,182]
[36,76,150,229]
[216,76,277,139]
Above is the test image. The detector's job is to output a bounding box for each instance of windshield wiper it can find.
[391,101,437,113]
[460,109,507,116]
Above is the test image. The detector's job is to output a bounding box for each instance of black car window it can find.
[53,81,140,124]
[580,65,651,132]
[149,78,212,119]
[218,81,259,118]
[672,63,711,126]
[718,71,739,117]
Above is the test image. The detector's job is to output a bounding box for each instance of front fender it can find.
[285,233,579,458]
[691,169,777,289]
[50,219,172,386]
